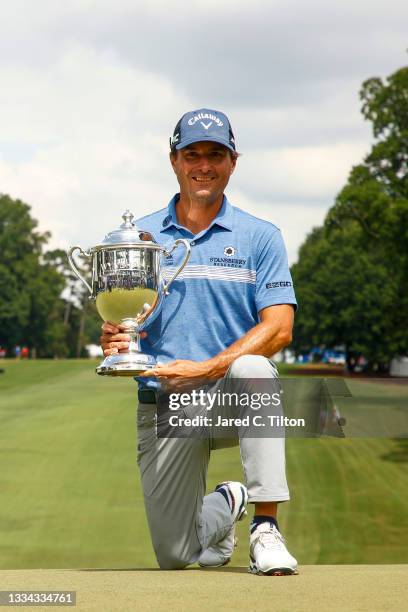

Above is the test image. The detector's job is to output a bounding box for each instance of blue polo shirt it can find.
[136,194,297,365]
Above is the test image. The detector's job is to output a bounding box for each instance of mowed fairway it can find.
[0,360,407,570]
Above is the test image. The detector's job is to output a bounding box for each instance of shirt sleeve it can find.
[255,227,297,313]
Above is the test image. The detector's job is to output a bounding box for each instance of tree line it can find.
[291,65,408,371]
[0,194,100,358]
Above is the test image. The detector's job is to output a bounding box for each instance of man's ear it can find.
[169,151,178,173]
[169,151,177,174]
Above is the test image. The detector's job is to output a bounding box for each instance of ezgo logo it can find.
[266,281,292,289]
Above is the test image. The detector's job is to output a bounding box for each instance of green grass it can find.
[0,360,407,569]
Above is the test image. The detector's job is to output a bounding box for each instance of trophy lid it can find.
[94,210,160,250]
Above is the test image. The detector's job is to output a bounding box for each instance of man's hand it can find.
[99,321,130,357]
[100,321,147,356]
[139,359,213,392]
[100,321,131,356]
[140,359,210,379]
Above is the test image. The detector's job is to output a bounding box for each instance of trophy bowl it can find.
[67,210,190,376]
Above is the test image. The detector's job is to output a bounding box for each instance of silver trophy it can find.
[67,210,190,376]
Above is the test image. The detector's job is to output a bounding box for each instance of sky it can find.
[0,0,407,263]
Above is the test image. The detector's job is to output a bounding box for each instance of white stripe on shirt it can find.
[162,264,257,284]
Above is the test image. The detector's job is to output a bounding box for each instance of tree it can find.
[43,248,101,358]
[291,222,397,369]
[0,195,66,357]
[292,65,408,371]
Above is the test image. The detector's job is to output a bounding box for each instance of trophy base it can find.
[96,352,156,376]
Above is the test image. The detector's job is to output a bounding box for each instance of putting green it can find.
[0,565,406,611]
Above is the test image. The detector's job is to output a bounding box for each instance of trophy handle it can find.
[67,246,93,295]
[163,239,191,295]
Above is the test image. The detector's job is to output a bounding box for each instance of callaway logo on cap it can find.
[170,108,236,152]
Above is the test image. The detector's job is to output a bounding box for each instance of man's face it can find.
[170,141,236,205]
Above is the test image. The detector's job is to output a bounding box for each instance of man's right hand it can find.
[100,321,131,356]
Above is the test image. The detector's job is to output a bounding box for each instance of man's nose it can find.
[197,157,212,173]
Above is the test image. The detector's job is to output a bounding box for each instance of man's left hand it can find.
[139,359,213,391]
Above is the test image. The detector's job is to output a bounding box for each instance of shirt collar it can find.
[159,193,233,233]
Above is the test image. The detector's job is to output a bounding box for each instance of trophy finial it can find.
[122,210,134,228]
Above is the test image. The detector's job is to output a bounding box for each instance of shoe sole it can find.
[249,558,298,576]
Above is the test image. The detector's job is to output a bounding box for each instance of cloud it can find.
[1,1,407,108]
[235,140,369,204]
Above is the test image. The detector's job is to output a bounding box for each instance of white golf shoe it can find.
[249,521,298,576]
[198,481,248,568]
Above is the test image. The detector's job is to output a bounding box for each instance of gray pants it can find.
[136,355,289,569]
